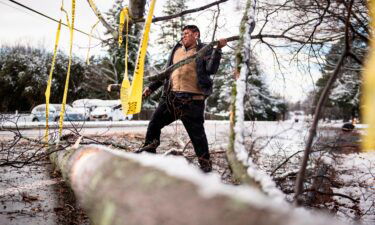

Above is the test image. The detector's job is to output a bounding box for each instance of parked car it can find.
[30,104,59,122]
[70,106,90,121]
[53,104,85,121]
[72,99,101,120]
[31,104,85,122]
[72,99,124,121]
[90,106,128,121]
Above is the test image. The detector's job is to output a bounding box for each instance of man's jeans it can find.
[144,93,210,161]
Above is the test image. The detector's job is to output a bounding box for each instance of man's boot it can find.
[134,140,159,154]
[198,158,212,173]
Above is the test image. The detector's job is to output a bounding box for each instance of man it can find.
[136,25,227,172]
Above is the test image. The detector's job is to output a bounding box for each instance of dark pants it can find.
[144,94,210,160]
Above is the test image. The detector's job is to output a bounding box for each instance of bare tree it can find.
[294,0,356,205]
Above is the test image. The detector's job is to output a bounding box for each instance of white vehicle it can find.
[31,104,85,122]
[90,106,128,121]
[72,99,102,120]
[72,99,124,121]
[73,107,90,121]
[30,104,59,122]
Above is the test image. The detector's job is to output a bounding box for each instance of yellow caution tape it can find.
[44,19,62,144]
[361,1,375,151]
[60,1,71,28]
[58,0,76,137]
[86,20,100,65]
[118,7,129,47]
[119,7,131,114]
[126,0,157,115]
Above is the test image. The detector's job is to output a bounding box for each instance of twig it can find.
[304,188,359,203]
[271,150,304,176]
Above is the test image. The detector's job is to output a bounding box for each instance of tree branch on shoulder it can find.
[107,36,239,92]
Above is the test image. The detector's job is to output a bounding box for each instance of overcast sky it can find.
[0,0,320,102]
[0,0,240,56]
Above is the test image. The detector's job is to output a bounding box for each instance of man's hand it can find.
[217,38,227,49]
[143,87,152,98]
[107,84,121,92]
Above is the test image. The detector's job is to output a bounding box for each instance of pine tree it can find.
[104,0,144,82]
[206,50,287,121]
[314,37,366,121]
[206,53,235,116]
[0,45,88,111]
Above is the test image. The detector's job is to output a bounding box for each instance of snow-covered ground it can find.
[239,120,374,225]
[1,118,373,224]
[332,153,375,224]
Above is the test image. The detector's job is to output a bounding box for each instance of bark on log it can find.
[49,145,349,225]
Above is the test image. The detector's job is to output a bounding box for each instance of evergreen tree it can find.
[0,45,88,111]
[206,53,235,116]
[243,55,287,121]
[314,37,366,121]
[82,56,121,100]
[104,0,144,82]
[206,50,287,121]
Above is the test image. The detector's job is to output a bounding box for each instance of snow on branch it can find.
[86,0,118,38]
[231,0,286,202]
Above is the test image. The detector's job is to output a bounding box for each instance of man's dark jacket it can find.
[148,41,222,97]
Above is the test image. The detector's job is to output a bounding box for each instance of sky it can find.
[0,0,321,102]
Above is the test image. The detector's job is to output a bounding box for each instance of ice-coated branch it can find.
[86,0,118,38]
[226,0,286,203]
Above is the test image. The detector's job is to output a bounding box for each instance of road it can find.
[0,120,232,147]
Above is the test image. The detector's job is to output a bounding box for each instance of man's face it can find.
[181,29,199,48]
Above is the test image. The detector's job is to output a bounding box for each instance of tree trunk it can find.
[226,0,259,186]
[129,0,147,19]
[49,144,348,225]
[227,85,260,187]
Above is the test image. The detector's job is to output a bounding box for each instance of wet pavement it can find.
[0,156,88,225]
[0,120,232,225]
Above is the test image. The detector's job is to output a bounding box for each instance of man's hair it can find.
[182,25,200,37]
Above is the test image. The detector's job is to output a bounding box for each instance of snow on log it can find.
[49,145,349,225]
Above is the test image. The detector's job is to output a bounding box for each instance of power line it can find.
[5,0,101,40]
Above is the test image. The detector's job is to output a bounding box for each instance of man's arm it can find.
[143,80,163,97]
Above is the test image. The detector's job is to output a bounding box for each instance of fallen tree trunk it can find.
[49,145,348,225]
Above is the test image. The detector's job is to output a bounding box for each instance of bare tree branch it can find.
[294,0,355,205]
[134,0,229,23]
[86,0,118,38]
